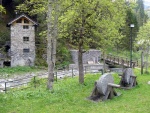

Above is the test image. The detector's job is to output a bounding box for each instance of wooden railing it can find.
[102,54,138,68]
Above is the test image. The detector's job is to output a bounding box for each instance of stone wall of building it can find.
[10,22,35,67]
[70,49,101,64]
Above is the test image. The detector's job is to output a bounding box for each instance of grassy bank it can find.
[0,69,150,113]
[0,66,44,78]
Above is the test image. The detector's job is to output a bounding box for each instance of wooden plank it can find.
[130,75,137,78]
[108,83,120,88]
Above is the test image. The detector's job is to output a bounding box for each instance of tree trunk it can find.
[78,45,84,84]
[78,9,85,84]
[145,46,149,73]
[47,0,54,90]
[47,0,58,90]
[52,0,58,68]
[141,51,144,75]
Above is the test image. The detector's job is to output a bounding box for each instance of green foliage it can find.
[135,0,147,27]
[60,0,126,50]
[120,8,138,50]
[35,36,47,67]
[0,69,150,113]
[56,42,72,68]
[107,47,141,61]
[35,57,48,67]
[0,5,6,13]
[16,1,47,15]
[118,0,147,51]
[0,20,10,48]
[29,77,45,88]
[135,21,150,72]
[135,21,150,49]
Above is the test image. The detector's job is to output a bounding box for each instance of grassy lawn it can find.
[0,66,46,78]
[0,69,150,113]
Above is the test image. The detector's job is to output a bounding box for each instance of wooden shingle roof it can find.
[7,14,38,27]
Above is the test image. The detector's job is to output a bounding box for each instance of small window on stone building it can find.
[23,49,30,53]
[16,19,22,23]
[24,19,29,23]
[23,25,29,29]
[23,37,29,41]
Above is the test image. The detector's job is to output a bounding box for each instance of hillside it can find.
[0,0,24,49]
[0,18,10,48]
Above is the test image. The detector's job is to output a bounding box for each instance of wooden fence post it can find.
[34,76,36,88]
[5,82,6,93]
[55,72,57,82]
[141,51,144,75]
[72,68,74,78]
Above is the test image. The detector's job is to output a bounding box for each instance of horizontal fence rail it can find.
[102,54,138,68]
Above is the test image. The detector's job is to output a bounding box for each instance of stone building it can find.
[69,49,102,70]
[70,49,101,64]
[7,14,38,67]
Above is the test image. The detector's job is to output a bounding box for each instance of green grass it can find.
[0,69,150,113]
[0,66,43,78]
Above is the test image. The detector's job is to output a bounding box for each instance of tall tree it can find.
[119,0,147,51]
[47,0,53,90]
[136,0,147,27]
[121,8,138,50]
[135,21,150,73]
[60,0,126,83]
[47,0,58,90]
[17,0,58,90]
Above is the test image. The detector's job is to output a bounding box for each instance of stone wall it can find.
[70,49,101,64]
[10,22,35,67]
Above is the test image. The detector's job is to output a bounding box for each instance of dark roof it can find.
[7,14,38,27]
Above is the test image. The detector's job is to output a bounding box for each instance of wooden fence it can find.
[102,54,138,68]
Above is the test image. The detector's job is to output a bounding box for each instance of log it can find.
[108,83,120,88]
